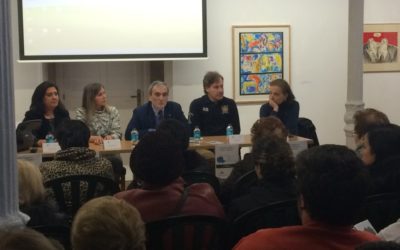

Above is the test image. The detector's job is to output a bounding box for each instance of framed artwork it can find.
[232,25,290,103]
[363,23,400,72]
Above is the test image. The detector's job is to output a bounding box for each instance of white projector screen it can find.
[18,0,207,62]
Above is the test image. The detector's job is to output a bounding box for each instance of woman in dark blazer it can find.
[23,81,70,146]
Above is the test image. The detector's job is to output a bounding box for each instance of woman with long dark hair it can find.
[23,81,70,146]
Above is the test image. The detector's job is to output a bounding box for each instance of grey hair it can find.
[147,81,169,95]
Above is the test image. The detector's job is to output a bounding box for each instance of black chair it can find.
[231,199,301,246]
[297,117,319,146]
[357,192,400,232]
[31,225,71,250]
[182,171,221,195]
[231,170,258,199]
[146,215,227,250]
[44,175,120,218]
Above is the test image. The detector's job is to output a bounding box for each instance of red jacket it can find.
[115,177,225,222]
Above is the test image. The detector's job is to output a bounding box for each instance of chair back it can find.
[231,170,258,199]
[146,215,227,250]
[231,199,301,246]
[297,117,319,146]
[358,192,400,232]
[44,175,120,217]
[182,171,220,195]
[31,225,71,250]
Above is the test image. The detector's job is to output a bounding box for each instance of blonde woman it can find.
[18,160,65,226]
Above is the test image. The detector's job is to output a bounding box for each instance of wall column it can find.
[0,0,26,228]
[345,0,365,149]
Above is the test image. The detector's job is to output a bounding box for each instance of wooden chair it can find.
[231,199,301,246]
[44,175,120,218]
[182,171,221,195]
[146,215,227,250]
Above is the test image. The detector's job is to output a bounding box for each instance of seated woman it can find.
[23,81,70,146]
[115,131,225,222]
[40,120,114,203]
[360,124,400,194]
[259,79,299,135]
[18,160,65,227]
[220,117,288,204]
[227,135,296,221]
[75,83,125,183]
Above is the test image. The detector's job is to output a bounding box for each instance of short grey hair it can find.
[147,81,169,95]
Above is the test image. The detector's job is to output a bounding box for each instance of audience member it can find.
[360,124,400,194]
[356,241,400,250]
[220,117,288,203]
[259,79,299,135]
[115,131,224,222]
[71,196,145,250]
[125,81,187,140]
[23,81,70,146]
[18,160,66,227]
[40,120,114,203]
[234,145,379,249]
[0,228,60,250]
[378,218,400,243]
[228,135,296,220]
[353,108,390,155]
[189,71,240,136]
[75,83,125,182]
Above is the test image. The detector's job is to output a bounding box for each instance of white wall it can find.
[364,0,400,125]
[172,0,349,145]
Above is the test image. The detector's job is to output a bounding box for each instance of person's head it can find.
[353,108,389,141]
[55,120,90,150]
[130,131,184,187]
[361,124,400,166]
[0,228,58,250]
[203,71,224,102]
[252,135,295,182]
[356,241,400,250]
[81,83,107,114]
[157,119,190,151]
[71,196,146,250]
[296,145,369,226]
[30,81,65,114]
[148,80,169,111]
[18,159,45,206]
[250,117,288,143]
[268,79,295,105]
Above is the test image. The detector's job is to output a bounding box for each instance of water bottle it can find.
[45,133,55,143]
[130,128,139,144]
[193,126,201,144]
[226,124,234,136]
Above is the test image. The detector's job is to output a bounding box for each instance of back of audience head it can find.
[362,124,400,166]
[0,228,58,250]
[353,108,390,141]
[18,159,45,207]
[296,145,369,226]
[130,131,184,187]
[251,117,288,143]
[55,120,90,150]
[157,119,189,151]
[252,135,295,183]
[71,196,146,250]
[356,241,400,250]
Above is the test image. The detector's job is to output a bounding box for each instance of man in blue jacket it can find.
[124,81,187,140]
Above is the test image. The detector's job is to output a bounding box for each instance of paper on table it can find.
[42,142,61,153]
[103,139,122,150]
[215,144,240,165]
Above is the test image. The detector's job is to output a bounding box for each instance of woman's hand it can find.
[268,99,279,112]
[37,139,46,147]
[90,135,103,145]
[104,135,113,140]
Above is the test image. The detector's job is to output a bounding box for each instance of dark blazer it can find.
[23,108,70,143]
[259,100,299,135]
[124,101,188,140]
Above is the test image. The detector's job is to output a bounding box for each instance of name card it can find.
[215,144,240,165]
[42,142,61,154]
[228,134,245,144]
[103,139,122,150]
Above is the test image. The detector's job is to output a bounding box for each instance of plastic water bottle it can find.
[130,128,139,144]
[226,124,234,136]
[193,126,201,144]
[45,133,55,143]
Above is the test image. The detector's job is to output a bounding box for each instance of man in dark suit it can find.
[124,81,187,140]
